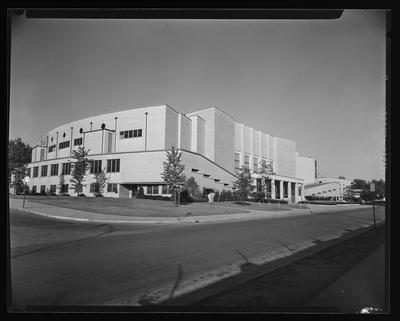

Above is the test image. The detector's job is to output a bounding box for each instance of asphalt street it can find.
[9,206,385,309]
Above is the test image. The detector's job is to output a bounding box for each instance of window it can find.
[162,185,169,194]
[90,183,100,193]
[107,159,120,172]
[253,157,258,172]
[40,148,45,161]
[146,185,159,194]
[40,185,46,194]
[32,186,37,194]
[74,138,83,146]
[27,168,31,178]
[234,152,240,174]
[59,141,70,150]
[48,145,56,153]
[62,163,71,175]
[33,166,39,178]
[41,165,48,177]
[90,160,102,174]
[50,164,59,176]
[244,155,250,168]
[107,183,118,193]
[283,182,288,198]
[119,129,143,139]
[50,185,56,194]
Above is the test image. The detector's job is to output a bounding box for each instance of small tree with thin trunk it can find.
[94,169,110,196]
[58,174,67,195]
[257,161,274,200]
[233,166,255,201]
[8,138,32,194]
[161,146,186,206]
[70,146,91,196]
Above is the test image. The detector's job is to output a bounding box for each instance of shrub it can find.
[192,195,209,202]
[234,201,251,206]
[78,193,87,197]
[179,190,193,204]
[95,193,104,197]
[136,186,145,199]
[142,195,172,201]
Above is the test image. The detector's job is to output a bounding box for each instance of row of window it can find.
[89,159,120,174]
[30,183,118,194]
[119,129,142,139]
[29,159,120,178]
[146,185,169,195]
[234,153,274,174]
[59,141,70,150]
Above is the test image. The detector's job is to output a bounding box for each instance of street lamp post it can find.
[144,112,148,151]
[23,176,29,208]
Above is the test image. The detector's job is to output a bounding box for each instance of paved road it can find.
[9,206,385,309]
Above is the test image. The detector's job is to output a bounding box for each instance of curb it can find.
[10,203,371,225]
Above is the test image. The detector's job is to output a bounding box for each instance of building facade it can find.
[25,105,316,203]
[303,177,352,202]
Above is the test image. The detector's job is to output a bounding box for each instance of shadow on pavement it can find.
[156,224,385,312]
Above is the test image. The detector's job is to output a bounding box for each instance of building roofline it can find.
[38,105,169,139]
[187,106,236,121]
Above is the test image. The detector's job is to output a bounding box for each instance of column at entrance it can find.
[279,180,283,200]
[288,181,292,203]
[271,179,275,199]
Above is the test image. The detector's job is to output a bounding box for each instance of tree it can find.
[257,161,273,200]
[70,146,91,195]
[161,146,186,206]
[351,179,368,190]
[58,174,67,195]
[233,166,255,201]
[94,169,110,196]
[183,176,201,200]
[8,138,32,193]
[338,176,346,179]
[10,166,28,194]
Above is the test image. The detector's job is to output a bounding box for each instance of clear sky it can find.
[9,10,386,181]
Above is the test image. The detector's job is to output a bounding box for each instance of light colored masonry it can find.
[25,105,317,202]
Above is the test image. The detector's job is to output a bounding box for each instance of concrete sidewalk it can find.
[305,244,387,313]
[8,198,371,224]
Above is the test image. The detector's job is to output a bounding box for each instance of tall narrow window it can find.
[41,165,48,177]
[253,157,258,172]
[244,155,250,168]
[107,159,120,172]
[33,167,39,178]
[50,164,59,176]
[74,138,83,146]
[90,160,102,174]
[234,152,240,174]
[62,163,71,175]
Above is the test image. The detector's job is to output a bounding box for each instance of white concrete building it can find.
[26,105,317,202]
[303,178,352,202]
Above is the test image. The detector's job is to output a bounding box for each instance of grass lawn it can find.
[11,196,298,217]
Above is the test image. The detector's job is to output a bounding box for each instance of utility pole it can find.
[370,182,376,227]
[23,176,29,208]
[144,112,148,151]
